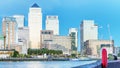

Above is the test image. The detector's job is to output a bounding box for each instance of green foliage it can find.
[27,48,63,55]
[118,53,120,57]
[12,50,19,57]
[71,53,77,58]
[108,54,114,60]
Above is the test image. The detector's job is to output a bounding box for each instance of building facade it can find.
[46,15,59,35]
[40,30,53,48]
[53,36,71,54]
[69,28,78,52]
[85,40,114,58]
[13,15,25,44]
[28,3,42,49]
[2,17,17,49]
[80,20,98,55]
[0,35,4,49]
[18,27,29,54]
[114,47,120,56]
[13,15,24,28]
[40,30,71,54]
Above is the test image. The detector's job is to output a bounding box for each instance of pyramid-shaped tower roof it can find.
[31,3,39,8]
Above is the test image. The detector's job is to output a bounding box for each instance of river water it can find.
[0,60,97,68]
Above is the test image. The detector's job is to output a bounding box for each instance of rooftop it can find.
[31,3,39,8]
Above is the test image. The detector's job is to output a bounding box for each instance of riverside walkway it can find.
[73,60,120,68]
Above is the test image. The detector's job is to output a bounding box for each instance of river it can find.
[0,60,97,68]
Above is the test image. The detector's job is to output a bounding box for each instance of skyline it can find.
[0,0,120,48]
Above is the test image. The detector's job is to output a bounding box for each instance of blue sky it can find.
[0,0,120,50]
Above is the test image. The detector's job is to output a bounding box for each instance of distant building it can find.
[46,15,59,35]
[84,40,114,58]
[18,27,29,54]
[13,15,24,28]
[40,30,71,54]
[53,36,71,54]
[69,28,78,52]
[13,15,25,44]
[80,20,98,55]
[0,49,14,58]
[2,17,17,49]
[0,35,4,49]
[114,47,120,56]
[40,30,53,48]
[28,3,42,49]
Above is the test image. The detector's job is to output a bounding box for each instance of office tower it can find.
[28,3,42,49]
[2,17,17,49]
[13,15,25,44]
[46,15,59,35]
[13,15,24,28]
[69,28,78,51]
[18,27,29,54]
[80,20,98,55]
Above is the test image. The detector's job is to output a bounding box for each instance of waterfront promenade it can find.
[73,60,120,68]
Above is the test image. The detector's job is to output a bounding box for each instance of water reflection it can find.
[0,60,97,68]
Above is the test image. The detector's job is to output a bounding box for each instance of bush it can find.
[108,54,114,60]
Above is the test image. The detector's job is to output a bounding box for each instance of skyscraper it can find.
[80,20,98,54]
[13,15,25,44]
[13,15,24,28]
[28,3,42,49]
[2,17,17,49]
[69,28,78,52]
[46,15,59,35]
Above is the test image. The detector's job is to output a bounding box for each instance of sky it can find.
[0,0,120,50]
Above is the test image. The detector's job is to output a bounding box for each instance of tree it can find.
[108,54,114,60]
[118,53,120,57]
[12,50,19,57]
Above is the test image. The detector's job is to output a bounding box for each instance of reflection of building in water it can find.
[84,40,114,58]
[41,30,71,55]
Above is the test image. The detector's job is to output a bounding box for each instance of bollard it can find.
[102,48,107,68]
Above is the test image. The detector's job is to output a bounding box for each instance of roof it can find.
[31,3,39,8]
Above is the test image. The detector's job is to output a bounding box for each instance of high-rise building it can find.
[69,28,78,51]
[80,20,98,55]
[13,15,25,44]
[18,27,29,54]
[28,3,42,49]
[46,15,59,35]
[13,15,24,28]
[2,17,17,49]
